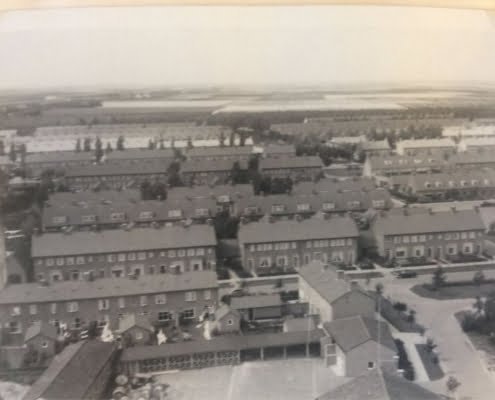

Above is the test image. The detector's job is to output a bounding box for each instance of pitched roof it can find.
[47,189,140,206]
[461,137,495,147]
[397,138,456,149]
[118,314,154,333]
[317,367,443,400]
[32,224,216,257]
[105,148,175,160]
[298,261,353,305]
[65,160,171,177]
[292,177,376,195]
[453,151,495,165]
[214,304,240,321]
[230,294,282,310]
[22,341,116,400]
[166,183,253,201]
[260,156,323,170]
[0,271,218,304]
[373,208,485,236]
[25,321,58,342]
[361,140,391,151]
[25,151,95,164]
[185,146,253,158]
[181,159,247,173]
[323,316,396,353]
[367,154,449,171]
[263,144,296,155]
[407,170,495,192]
[238,216,358,244]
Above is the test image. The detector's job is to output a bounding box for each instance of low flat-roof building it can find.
[359,140,391,156]
[238,217,359,276]
[32,224,217,282]
[231,294,283,320]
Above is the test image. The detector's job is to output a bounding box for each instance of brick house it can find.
[259,156,323,181]
[24,321,58,358]
[180,159,248,186]
[371,208,486,261]
[230,294,283,321]
[118,314,155,346]
[208,305,241,335]
[298,261,375,323]
[0,270,219,341]
[32,225,217,282]
[64,160,171,191]
[321,316,397,377]
[237,216,359,276]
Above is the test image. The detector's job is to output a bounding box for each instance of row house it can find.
[397,170,495,202]
[371,208,485,261]
[395,138,456,156]
[452,151,495,170]
[64,160,171,190]
[180,159,248,186]
[104,148,176,165]
[0,271,218,346]
[184,146,254,162]
[238,216,359,276]
[293,177,376,196]
[24,151,95,176]
[363,154,449,177]
[42,197,217,232]
[458,138,495,153]
[32,225,217,282]
[47,189,140,207]
[234,188,391,220]
[262,144,296,158]
[359,140,391,157]
[259,156,323,181]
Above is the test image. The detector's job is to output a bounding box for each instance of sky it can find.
[0,5,494,90]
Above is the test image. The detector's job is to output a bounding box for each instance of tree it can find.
[426,337,437,353]
[446,376,461,399]
[407,309,416,325]
[94,137,103,162]
[159,136,165,150]
[105,142,113,154]
[83,137,91,152]
[432,266,446,290]
[150,180,167,200]
[219,131,226,147]
[230,161,244,184]
[75,138,81,152]
[187,136,193,149]
[8,144,16,162]
[116,135,125,151]
[483,291,495,321]
[140,179,152,200]
[167,161,182,187]
[473,270,486,287]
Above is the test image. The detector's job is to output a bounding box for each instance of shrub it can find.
[461,313,478,332]
[393,302,408,313]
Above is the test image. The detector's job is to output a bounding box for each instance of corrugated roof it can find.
[238,216,358,244]
[22,341,116,400]
[0,271,218,304]
[260,156,323,170]
[32,225,216,257]
[323,316,396,353]
[317,368,443,400]
[373,208,485,236]
[230,294,282,310]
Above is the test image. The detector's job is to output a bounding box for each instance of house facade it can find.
[238,217,359,275]
[32,225,217,282]
[180,159,247,186]
[363,154,449,177]
[371,208,486,260]
[0,271,219,344]
[259,156,323,181]
[184,146,253,161]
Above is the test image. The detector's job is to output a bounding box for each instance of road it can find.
[373,271,495,400]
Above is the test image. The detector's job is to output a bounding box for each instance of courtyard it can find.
[154,358,350,400]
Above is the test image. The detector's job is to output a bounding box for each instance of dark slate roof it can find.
[260,156,323,170]
[317,367,443,400]
[361,140,391,151]
[47,189,140,206]
[323,316,397,353]
[22,341,116,400]
[181,159,247,173]
[25,151,95,164]
[214,304,240,321]
[373,208,485,236]
[263,144,296,156]
[366,154,449,171]
[298,261,353,305]
[32,225,216,257]
[65,161,171,178]
[167,184,254,201]
[118,314,154,334]
[238,216,358,244]
[230,294,282,310]
[105,148,175,160]
[185,146,253,158]
[293,177,376,195]
[121,329,325,361]
[0,271,218,304]
[25,321,58,342]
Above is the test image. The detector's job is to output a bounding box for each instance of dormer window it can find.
[347,201,361,209]
[244,206,258,215]
[195,208,210,217]
[460,180,467,187]
[471,180,478,186]
[110,212,125,221]
[424,182,431,188]
[139,211,154,220]
[448,180,455,187]
[434,181,442,188]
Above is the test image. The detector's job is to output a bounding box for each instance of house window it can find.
[71,270,80,281]
[98,299,110,311]
[50,303,57,314]
[137,252,146,260]
[168,250,176,258]
[128,253,136,261]
[204,290,212,300]
[118,253,126,262]
[463,244,473,254]
[118,298,125,308]
[259,257,271,268]
[110,212,125,221]
[8,321,21,334]
[158,311,172,321]
[372,200,385,209]
[135,332,143,340]
[42,341,48,348]
[185,291,197,302]
[297,203,310,212]
[81,215,96,223]
[276,256,288,267]
[293,255,299,267]
[46,258,55,267]
[107,254,116,262]
[66,257,74,266]
[395,249,407,258]
[322,202,335,211]
[195,208,210,217]
[67,302,79,313]
[247,259,254,270]
[11,306,21,316]
[271,204,285,213]
[155,294,167,305]
[52,216,67,224]
[178,250,186,257]
[187,249,195,257]
[56,258,64,266]
[196,248,205,256]
[447,245,457,255]
[227,319,234,326]
[139,211,153,219]
[29,305,37,315]
[182,309,195,319]
[140,296,148,306]
[168,209,182,218]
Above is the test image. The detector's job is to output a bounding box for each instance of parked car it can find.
[393,270,418,279]
[230,288,247,297]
